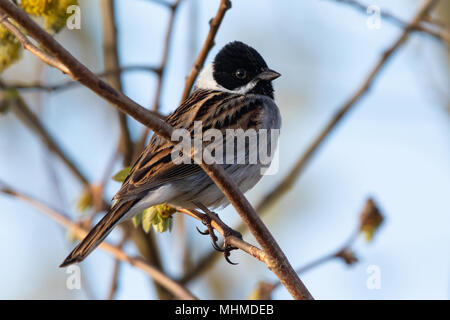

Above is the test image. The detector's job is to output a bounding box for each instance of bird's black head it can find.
[212,41,280,99]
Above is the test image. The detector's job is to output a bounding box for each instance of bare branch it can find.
[265,198,383,296]
[0,182,197,300]
[0,86,90,186]
[130,225,176,299]
[175,207,267,264]
[180,0,231,102]
[106,226,130,300]
[0,0,312,299]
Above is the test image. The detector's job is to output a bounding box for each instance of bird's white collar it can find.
[194,63,259,95]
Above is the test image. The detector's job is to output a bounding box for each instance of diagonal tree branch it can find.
[0,181,197,300]
[0,84,90,186]
[0,82,115,213]
[106,225,130,300]
[0,0,312,299]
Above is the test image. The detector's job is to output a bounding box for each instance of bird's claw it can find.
[222,239,239,265]
[195,226,209,235]
[219,226,241,265]
[196,214,223,252]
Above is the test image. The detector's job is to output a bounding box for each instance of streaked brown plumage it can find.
[116,90,265,203]
[60,41,281,267]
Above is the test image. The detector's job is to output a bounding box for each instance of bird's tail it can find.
[59,200,135,268]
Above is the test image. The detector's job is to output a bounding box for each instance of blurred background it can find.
[0,0,449,299]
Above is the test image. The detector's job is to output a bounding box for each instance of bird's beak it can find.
[257,69,281,81]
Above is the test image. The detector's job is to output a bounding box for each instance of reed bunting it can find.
[60,41,281,267]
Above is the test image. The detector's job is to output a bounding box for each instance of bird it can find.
[60,41,281,268]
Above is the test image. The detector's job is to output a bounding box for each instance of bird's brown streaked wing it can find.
[114,91,267,202]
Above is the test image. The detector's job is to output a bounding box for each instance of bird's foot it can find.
[196,213,222,252]
[194,202,242,265]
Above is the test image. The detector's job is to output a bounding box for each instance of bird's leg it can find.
[193,201,243,265]
[195,213,223,252]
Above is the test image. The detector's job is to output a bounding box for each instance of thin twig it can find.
[0,65,158,92]
[129,226,174,299]
[0,182,197,300]
[329,0,450,44]
[255,0,439,214]
[180,0,440,285]
[267,198,382,294]
[179,0,232,102]
[0,14,72,75]
[1,83,111,211]
[101,0,134,166]
[175,207,267,264]
[128,0,184,299]
[106,226,131,300]
[0,0,312,299]
[1,86,90,186]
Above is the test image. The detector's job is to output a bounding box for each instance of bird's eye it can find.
[235,69,247,79]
